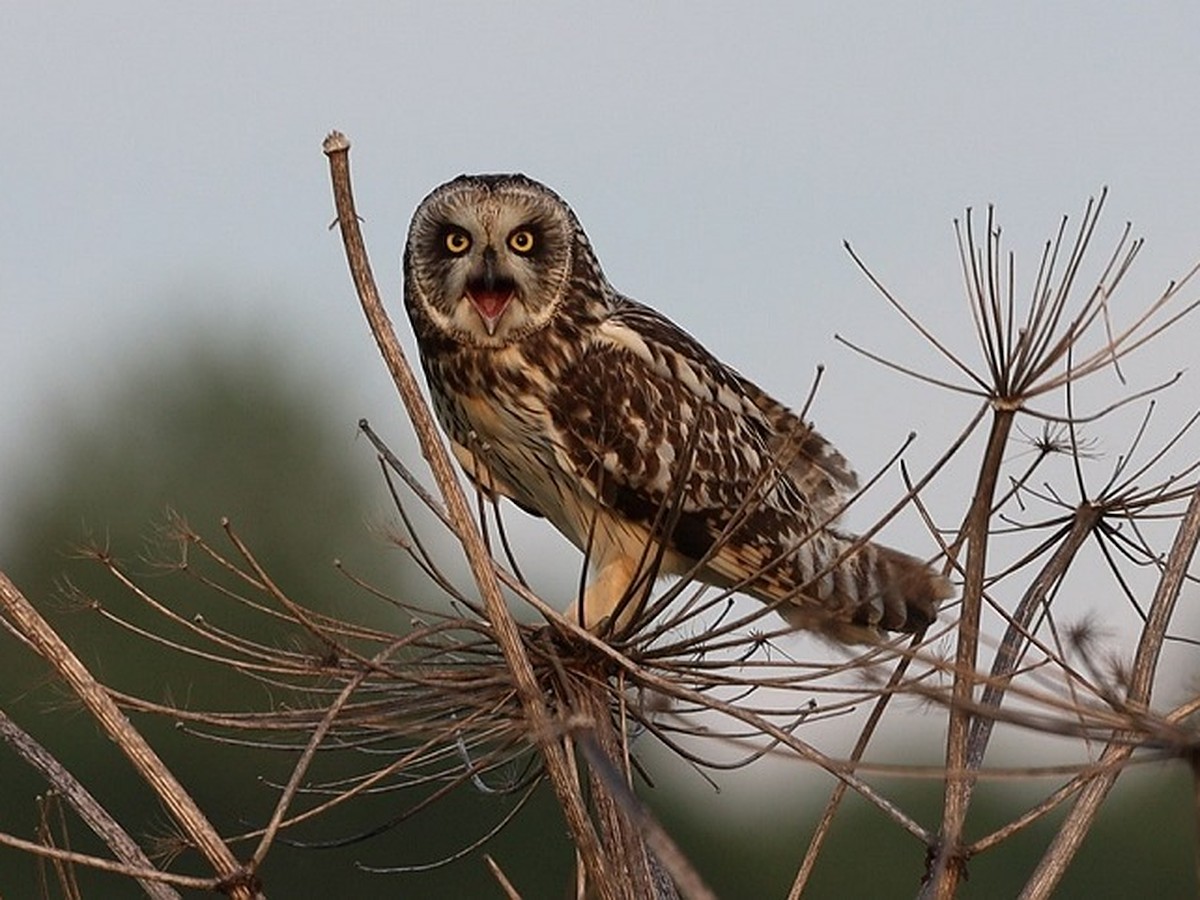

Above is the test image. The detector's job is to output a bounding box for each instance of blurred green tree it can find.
[0,331,574,897]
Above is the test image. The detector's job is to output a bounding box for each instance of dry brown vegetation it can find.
[1,133,1198,898]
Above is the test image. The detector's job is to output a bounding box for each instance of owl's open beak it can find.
[466,288,513,335]
[466,248,515,335]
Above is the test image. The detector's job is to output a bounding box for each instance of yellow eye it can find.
[508,229,535,255]
[444,229,471,255]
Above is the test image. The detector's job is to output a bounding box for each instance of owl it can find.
[402,174,951,641]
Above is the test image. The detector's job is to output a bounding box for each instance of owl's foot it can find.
[563,555,651,637]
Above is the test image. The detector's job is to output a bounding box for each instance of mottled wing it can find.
[547,296,857,595]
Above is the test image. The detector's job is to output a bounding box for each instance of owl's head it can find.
[404,174,598,348]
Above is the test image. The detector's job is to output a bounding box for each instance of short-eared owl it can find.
[403,174,951,640]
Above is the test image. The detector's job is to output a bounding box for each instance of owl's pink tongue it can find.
[468,289,513,334]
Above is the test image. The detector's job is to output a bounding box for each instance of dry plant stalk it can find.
[1,136,1198,899]
[827,196,1200,899]
[321,132,696,899]
[0,571,263,898]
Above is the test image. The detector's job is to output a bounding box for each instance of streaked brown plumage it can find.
[403,174,951,640]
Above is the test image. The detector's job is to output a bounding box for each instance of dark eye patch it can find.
[434,223,472,257]
[509,222,546,257]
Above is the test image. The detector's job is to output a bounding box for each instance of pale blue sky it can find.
[2,0,1199,799]
[5,2,1199,567]
[2,6,1197,572]
[5,4,1198,498]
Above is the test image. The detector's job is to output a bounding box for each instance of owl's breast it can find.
[425,342,582,518]
[430,342,551,439]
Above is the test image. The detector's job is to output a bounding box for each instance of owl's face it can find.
[404,174,579,348]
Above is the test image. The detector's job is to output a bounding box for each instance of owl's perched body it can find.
[403,174,951,641]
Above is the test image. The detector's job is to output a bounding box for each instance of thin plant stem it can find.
[322,132,617,897]
[1021,483,1200,898]
[0,572,261,899]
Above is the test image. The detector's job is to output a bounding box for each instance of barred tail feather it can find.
[862,542,953,632]
[774,533,953,643]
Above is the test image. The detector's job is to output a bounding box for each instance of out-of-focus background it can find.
[2,5,1197,896]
